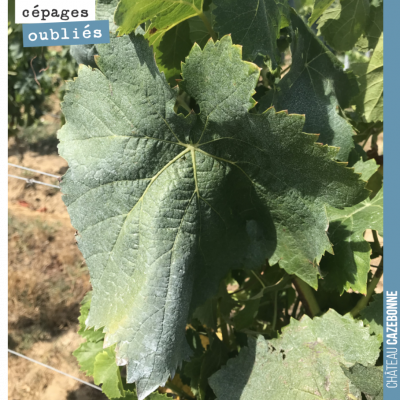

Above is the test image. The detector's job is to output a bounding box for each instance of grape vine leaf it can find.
[73,341,104,376]
[115,0,204,40]
[77,292,105,343]
[318,0,370,52]
[341,363,383,400]
[356,2,383,52]
[276,0,291,29]
[308,0,336,26]
[258,10,358,161]
[320,159,383,294]
[352,32,383,123]
[152,20,193,86]
[58,33,368,399]
[189,5,215,49]
[209,310,381,400]
[212,0,282,68]
[94,347,125,399]
[360,293,383,342]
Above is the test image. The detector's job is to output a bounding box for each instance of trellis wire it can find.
[8,163,60,179]
[8,174,60,189]
[8,162,61,189]
[8,349,102,391]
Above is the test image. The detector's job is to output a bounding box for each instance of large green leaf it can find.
[209,310,381,399]
[320,174,383,294]
[258,10,358,161]
[341,364,383,400]
[308,0,336,25]
[212,0,281,67]
[318,0,370,52]
[115,0,204,38]
[352,32,383,123]
[59,33,368,399]
[360,292,383,342]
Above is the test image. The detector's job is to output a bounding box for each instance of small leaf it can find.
[73,341,104,376]
[318,0,370,52]
[198,338,229,399]
[308,0,336,26]
[209,310,381,399]
[341,363,383,400]
[352,32,383,123]
[259,9,358,161]
[94,347,125,399]
[356,3,383,52]
[77,292,105,343]
[153,20,193,86]
[213,0,281,67]
[276,0,291,29]
[360,293,383,342]
[321,182,383,294]
[232,299,260,331]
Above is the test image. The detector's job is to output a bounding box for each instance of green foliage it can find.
[258,9,358,161]
[213,0,282,68]
[209,310,381,399]
[320,159,383,294]
[8,22,76,136]
[59,1,385,400]
[360,292,384,342]
[308,0,336,25]
[341,363,383,400]
[318,0,370,52]
[352,32,383,122]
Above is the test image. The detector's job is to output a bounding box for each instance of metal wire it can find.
[8,174,60,189]
[8,349,102,391]
[8,163,60,179]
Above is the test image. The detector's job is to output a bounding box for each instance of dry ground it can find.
[8,127,108,399]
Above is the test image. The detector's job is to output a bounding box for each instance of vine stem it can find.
[350,262,383,317]
[292,277,321,318]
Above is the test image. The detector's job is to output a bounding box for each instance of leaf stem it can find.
[197,11,217,41]
[251,270,266,288]
[350,262,383,317]
[292,277,321,318]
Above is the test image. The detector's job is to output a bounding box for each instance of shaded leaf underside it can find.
[59,33,367,399]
